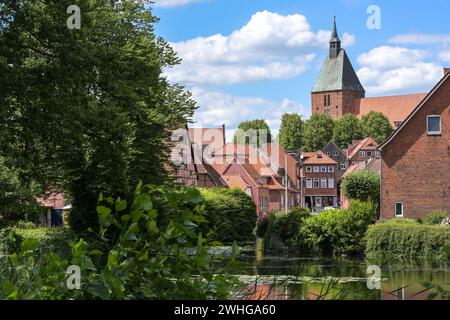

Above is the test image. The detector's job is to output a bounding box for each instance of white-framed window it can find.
[340,163,347,170]
[306,178,312,189]
[359,151,366,157]
[326,151,331,156]
[313,166,320,173]
[333,151,338,157]
[367,151,372,157]
[306,166,312,173]
[375,151,381,158]
[315,197,322,207]
[321,178,327,189]
[352,161,357,165]
[328,178,335,189]
[245,187,253,197]
[321,166,327,173]
[427,115,441,135]
[328,166,335,173]
[313,178,319,188]
[395,202,404,217]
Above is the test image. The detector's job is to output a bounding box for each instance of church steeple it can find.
[329,17,341,59]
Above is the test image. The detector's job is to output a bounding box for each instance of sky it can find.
[152,0,450,141]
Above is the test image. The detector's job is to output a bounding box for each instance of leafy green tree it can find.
[233,119,272,148]
[342,170,380,205]
[0,156,40,226]
[0,1,196,233]
[360,111,394,144]
[278,113,303,152]
[303,114,334,152]
[333,114,364,149]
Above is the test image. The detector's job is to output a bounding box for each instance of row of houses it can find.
[174,68,450,220]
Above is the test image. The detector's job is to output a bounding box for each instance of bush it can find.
[365,219,450,262]
[424,211,448,225]
[263,201,375,255]
[0,227,23,255]
[342,170,380,205]
[0,185,240,300]
[199,188,257,243]
[263,208,311,251]
[299,200,375,255]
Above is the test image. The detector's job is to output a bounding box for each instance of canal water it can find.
[224,247,450,300]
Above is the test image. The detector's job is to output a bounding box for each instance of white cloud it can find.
[166,11,355,85]
[357,46,443,95]
[389,33,450,45]
[153,0,207,8]
[439,51,450,63]
[190,87,308,142]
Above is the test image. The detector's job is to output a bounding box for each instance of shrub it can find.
[0,227,23,255]
[424,211,448,225]
[365,220,450,262]
[341,170,380,205]
[0,185,240,299]
[300,200,375,255]
[199,188,257,243]
[263,208,311,251]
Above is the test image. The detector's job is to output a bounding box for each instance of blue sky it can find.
[152,0,450,140]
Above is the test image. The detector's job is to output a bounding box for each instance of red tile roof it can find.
[356,93,427,127]
[36,193,66,209]
[188,127,225,154]
[303,150,337,165]
[347,137,378,159]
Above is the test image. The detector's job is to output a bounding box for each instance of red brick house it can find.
[346,137,380,166]
[378,70,450,219]
[210,143,299,216]
[301,150,339,212]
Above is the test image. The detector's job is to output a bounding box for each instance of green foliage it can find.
[0,186,240,299]
[278,113,303,152]
[342,170,380,206]
[233,119,272,148]
[332,114,364,149]
[263,208,311,251]
[360,111,394,144]
[423,211,448,225]
[0,156,41,227]
[0,1,196,234]
[303,114,334,152]
[365,220,450,262]
[263,201,374,255]
[199,188,257,243]
[299,201,375,255]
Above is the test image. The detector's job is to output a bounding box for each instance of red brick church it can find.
[311,18,426,128]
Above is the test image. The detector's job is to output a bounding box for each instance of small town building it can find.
[379,70,450,219]
[346,137,380,166]
[301,150,339,212]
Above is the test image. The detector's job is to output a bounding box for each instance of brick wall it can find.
[381,77,450,219]
[311,90,364,119]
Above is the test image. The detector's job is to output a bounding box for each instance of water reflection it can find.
[226,250,450,300]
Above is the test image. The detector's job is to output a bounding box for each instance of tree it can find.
[332,114,364,149]
[360,111,394,144]
[0,1,196,233]
[342,170,380,205]
[278,113,303,152]
[0,156,40,226]
[303,114,334,152]
[233,119,272,148]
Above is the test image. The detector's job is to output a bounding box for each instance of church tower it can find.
[311,17,365,119]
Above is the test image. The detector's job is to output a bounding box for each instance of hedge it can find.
[365,219,450,262]
[199,188,257,243]
[262,201,375,255]
[0,227,75,259]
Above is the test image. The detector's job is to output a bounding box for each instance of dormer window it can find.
[427,115,441,135]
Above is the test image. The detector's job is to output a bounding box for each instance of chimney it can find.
[444,68,450,77]
[222,123,226,145]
